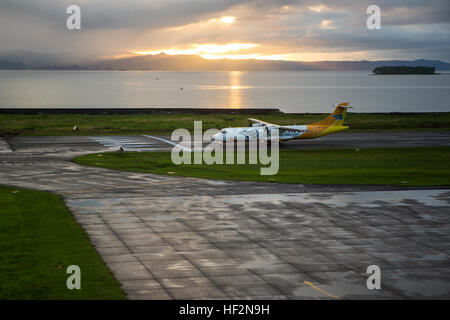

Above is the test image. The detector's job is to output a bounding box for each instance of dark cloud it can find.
[0,0,448,61]
[0,0,244,29]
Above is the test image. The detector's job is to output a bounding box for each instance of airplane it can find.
[211,102,350,143]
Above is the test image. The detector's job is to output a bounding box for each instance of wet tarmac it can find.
[4,130,450,153]
[0,132,449,299]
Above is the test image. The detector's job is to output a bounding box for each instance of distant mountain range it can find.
[0,53,449,71]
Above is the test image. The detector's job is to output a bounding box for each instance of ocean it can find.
[0,70,449,113]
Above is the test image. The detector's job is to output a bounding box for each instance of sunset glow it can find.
[308,5,328,12]
[321,19,337,30]
[220,16,235,24]
[200,53,287,60]
[129,43,285,60]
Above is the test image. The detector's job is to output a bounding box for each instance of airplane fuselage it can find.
[212,124,348,143]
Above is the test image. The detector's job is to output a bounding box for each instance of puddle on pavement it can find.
[216,189,449,208]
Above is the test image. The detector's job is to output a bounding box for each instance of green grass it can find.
[1,112,449,136]
[0,185,126,300]
[74,147,450,186]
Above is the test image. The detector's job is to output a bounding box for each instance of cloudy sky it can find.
[0,0,449,64]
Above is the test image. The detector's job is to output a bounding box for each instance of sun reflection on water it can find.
[229,71,242,108]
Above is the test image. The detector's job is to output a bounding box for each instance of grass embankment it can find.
[1,112,449,136]
[74,147,450,186]
[0,186,126,300]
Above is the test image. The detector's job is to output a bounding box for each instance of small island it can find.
[373,66,436,75]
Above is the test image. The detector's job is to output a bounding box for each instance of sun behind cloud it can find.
[221,16,236,24]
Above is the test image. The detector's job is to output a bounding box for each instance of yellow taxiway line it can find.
[304,281,339,299]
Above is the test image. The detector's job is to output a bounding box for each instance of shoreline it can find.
[1,108,450,115]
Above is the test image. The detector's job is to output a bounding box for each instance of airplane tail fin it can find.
[311,102,349,127]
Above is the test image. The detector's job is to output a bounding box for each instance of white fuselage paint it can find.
[212,125,307,142]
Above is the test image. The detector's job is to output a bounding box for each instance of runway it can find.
[0,131,449,299]
[4,130,450,153]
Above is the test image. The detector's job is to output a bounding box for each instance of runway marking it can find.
[89,136,170,151]
[304,281,339,299]
[143,135,192,152]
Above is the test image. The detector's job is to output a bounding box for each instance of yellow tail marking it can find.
[310,102,349,127]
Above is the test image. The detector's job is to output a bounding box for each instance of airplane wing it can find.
[247,118,277,127]
[248,118,309,141]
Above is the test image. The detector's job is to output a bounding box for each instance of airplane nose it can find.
[212,133,223,142]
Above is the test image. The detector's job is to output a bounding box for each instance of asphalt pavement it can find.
[4,131,450,153]
[0,132,449,299]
